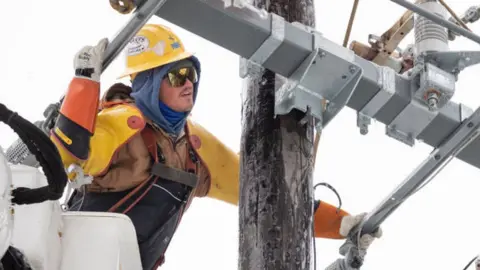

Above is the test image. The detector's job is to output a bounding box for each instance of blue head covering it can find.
[130,55,201,136]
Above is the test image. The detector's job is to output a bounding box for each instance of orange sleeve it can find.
[314,201,350,239]
[51,77,100,161]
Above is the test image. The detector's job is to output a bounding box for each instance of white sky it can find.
[1,0,480,269]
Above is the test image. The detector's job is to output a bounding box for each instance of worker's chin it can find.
[175,102,194,112]
[183,103,194,112]
[179,97,194,111]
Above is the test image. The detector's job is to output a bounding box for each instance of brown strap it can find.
[141,127,159,163]
[150,162,198,188]
[141,125,199,187]
[107,176,155,213]
[107,127,159,213]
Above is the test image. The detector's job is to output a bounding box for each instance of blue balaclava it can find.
[130,55,201,137]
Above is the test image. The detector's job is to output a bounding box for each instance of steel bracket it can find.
[274,25,363,132]
[357,66,397,135]
[423,51,480,76]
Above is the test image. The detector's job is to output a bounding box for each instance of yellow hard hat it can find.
[117,24,193,80]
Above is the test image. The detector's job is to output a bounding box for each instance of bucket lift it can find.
[2,0,480,269]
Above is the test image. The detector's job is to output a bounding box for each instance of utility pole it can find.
[238,0,316,269]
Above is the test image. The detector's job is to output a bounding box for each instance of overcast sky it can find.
[1,0,480,269]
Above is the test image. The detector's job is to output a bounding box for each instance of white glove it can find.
[73,38,109,82]
[339,212,383,251]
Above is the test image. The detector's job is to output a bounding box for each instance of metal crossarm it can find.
[135,0,480,171]
[360,105,480,235]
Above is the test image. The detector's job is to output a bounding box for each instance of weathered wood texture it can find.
[238,0,316,269]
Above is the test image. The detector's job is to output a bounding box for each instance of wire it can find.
[438,0,471,31]
[343,0,360,47]
[462,255,478,270]
[312,0,360,164]
[313,100,327,166]
[311,1,360,268]
[311,1,477,268]
[312,182,343,270]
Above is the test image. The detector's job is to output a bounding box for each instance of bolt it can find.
[349,65,356,74]
[427,92,439,111]
[427,98,437,110]
[319,51,326,58]
[360,126,368,135]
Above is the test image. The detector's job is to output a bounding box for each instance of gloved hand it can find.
[339,212,382,252]
[324,213,382,270]
[73,38,109,82]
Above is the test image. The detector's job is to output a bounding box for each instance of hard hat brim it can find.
[117,51,194,80]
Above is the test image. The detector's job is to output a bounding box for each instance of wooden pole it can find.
[238,0,316,269]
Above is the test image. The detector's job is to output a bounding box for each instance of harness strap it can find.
[107,126,199,213]
[151,162,198,188]
[141,126,160,163]
[142,125,199,184]
[140,125,199,269]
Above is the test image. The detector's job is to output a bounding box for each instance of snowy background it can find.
[1,0,480,269]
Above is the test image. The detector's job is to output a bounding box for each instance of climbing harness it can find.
[93,121,201,268]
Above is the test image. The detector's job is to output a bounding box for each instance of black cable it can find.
[462,255,478,270]
[312,182,343,270]
[0,103,67,204]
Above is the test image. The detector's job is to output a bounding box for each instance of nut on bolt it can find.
[426,91,439,111]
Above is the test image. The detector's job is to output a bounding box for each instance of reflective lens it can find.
[166,67,198,87]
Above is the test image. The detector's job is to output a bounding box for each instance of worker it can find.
[50,24,382,269]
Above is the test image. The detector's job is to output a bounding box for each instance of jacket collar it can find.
[146,118,186,143]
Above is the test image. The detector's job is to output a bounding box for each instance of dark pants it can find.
[68,177,189,270]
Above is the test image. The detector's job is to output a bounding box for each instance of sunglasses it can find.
[165,67,198,87]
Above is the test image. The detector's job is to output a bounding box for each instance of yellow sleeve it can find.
[51,103,146,179]
[186,118,350,239]
[186,119,239,204]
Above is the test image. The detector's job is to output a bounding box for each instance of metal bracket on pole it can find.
[274,24,363,132]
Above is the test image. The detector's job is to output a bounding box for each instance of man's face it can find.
[158,67,196,112]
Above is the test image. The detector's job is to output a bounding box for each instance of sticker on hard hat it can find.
[152,41,166,56]
[127,36,149,56]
